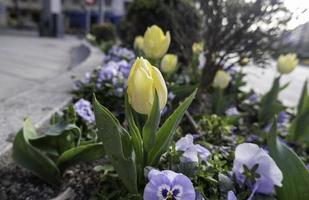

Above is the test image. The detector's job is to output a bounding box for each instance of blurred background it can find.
[0,0,308,106]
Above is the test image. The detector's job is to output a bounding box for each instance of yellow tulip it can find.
[213,70,231,89]
[127,57,168,115]
[134,35,144,50]
[239,57,249,66]
[277,53,298,74]
[160,54,178,73]
[143,25,171,59]
[192,42,204,54]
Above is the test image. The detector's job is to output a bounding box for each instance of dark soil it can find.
[0,160,103,200]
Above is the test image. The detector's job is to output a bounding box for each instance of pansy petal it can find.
[143,174,171,200]
[172,174,196,200]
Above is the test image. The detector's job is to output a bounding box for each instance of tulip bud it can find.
[127,57,168,115]
[277,54,298,74]
[143,25,171,59]
[192,42,204,54]
[134,35,144,50]
[160,54,178,73]
[213,70,231,89]
[239,57,249,66]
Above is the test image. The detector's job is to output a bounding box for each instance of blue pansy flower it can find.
[176,134,211,163]
[233,143,283,195]
[143,169,195,200]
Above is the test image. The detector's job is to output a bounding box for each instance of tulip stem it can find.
[185,111,203,135]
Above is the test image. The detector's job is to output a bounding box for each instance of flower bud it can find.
[213,70,231,89]
[134,35,144,50]
[192,42,204,54]
[143,25,171,59]
[160,54,178,73]
[239,57,249,66]
[277,54,298,74]
[127,57,168,115]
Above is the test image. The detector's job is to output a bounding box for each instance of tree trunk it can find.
[195,54,220,114]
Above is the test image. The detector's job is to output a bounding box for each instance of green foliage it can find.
[13,119,61,185]
[91,23,117,43]
[268,120,309,200]
[93,89,196,194]
[198,115,231,145]
[93,96,138,194]
[259,77,286,125]
[12,107,104,185]
[147,89,197,166]
[142,93,161,152]
[119,0,202,64]
[289,80,309,142]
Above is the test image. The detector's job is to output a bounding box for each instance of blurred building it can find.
[282,21,309,58]
[1,0,132,33]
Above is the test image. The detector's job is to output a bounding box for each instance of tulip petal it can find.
[151,66,168,110]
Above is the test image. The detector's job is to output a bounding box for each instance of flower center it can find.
[157,185,183,200]
[242,163,261,185]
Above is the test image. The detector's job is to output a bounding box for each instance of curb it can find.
[0,40,102,168]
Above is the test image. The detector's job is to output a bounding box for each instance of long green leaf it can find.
[125,95,143,181]
[297,80,309,113]
[259,77,285,124]
[12,118,61,185]
[147,89,197,166]
[57,143,105,170]
[268,120,309,200]
[290,80,309,142]
[142,92,161,152]
[93,96,138,194]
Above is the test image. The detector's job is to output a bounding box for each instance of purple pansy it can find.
[225,107,240,116]
[97,61,119,82]
[117,60,131,78]
[306,164,309,170]
[143,169,195,200]
[233,143,283,195]
[227,191,237,200]
[74,99,95,123]
[176,134,211,163]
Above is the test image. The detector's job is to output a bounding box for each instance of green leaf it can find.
[12,118,61,185]
[147,89,197,166]
[29,124,81,157]
[142,92,161,152]
[289,80,309,142]
[57,143,105,170]
[297,80,309,113]
[259,77,285,124]
[93,96,138,194]
[125,95,143,181]
[268,119,309,200]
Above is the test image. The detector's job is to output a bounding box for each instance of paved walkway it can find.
[0,32,103,166]
[0,33,80,102]
[242,61,309,107]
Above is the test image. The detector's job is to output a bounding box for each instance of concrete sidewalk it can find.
[0,34,81,102]
[242,61,309,107]
[0,33,103,166]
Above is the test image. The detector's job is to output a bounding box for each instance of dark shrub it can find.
[91,23,117,43]
[119,0,202,64]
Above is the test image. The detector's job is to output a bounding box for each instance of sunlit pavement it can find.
[0,32,81,102]
[242,60,309,107]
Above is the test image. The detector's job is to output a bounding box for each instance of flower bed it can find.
[1,23,308,200]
